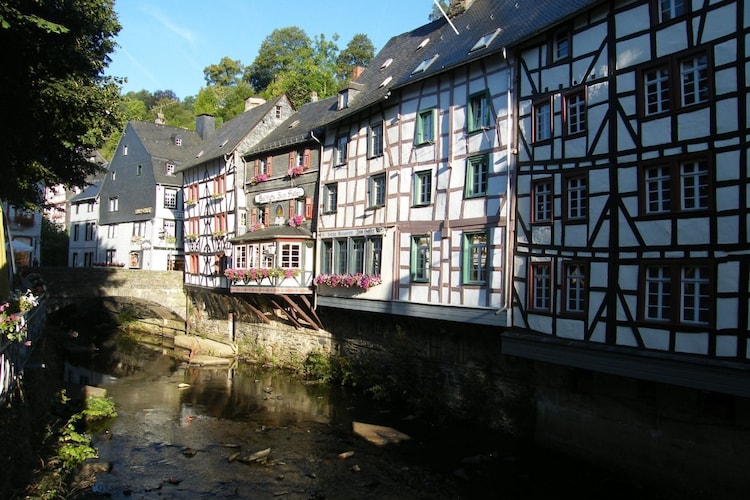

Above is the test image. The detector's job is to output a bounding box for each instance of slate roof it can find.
[178,95,291,171]
[332,0,602,123]
[245,95,339,157]
[69,179,102,203]
[128,120,202,185]
[230,224,313,243]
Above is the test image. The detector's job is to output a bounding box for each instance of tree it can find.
[245,26,311,93]
[336,34,375,83]
[429,1,450,21]
[204,56,244,87]
[0,0,123,208]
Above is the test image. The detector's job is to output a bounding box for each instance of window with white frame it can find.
[280,242,302,269]
[413,170,432,206]
[642,51,709,116]
[108,196,118,212]
[533,98,552,142]
[463,231,488,284]
[164,188,177,209]
[564,174,587,221]
[681,54,708,106]
[163,220,176,238]
[133,221,147,237]
[334,135,348,166]
[563,261,587,315]
[87,200,95,213]
[468,91,491,132]
[106,249,117,265]
[351,238,365,274]
[234,245,247,269]
[108,225,117,239]
[368,173,386,208]
[643,263,711,325]
[657,0,686,23]
[261,243,276,267]
[565,90,586,135]
[642,157,710,215]
[416,109,435,145]
[530,262,552,311]
[411,235,430,282]
[465,155,488,198]
[532,179,553,223]
[324,183,338,213]
[73,224,79,241]
[368,122,384,158]
[552,29,570,61]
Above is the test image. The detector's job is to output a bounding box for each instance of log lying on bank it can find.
[352,421,411,446]
[238,447,271,463]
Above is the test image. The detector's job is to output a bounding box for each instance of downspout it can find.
[310,129,323,311]
[503,46,517,326]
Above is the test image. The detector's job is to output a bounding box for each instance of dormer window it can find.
[175,135,183,146]
[412,54,439,75]
[380,58,393,70]
[122,145,128,156]
[470,28,501,52]
[166,163,175,175]
[417,38,430,50]
[338,90,349,110]
[379,76,393,88]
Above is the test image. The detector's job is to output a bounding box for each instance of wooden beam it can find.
[298,294,324,329]
[270,297,303,329]
[243,300,270,324]
[278,294,320,331]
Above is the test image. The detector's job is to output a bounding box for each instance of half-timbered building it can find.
[315,0,586,326]
[506,0,748,394]
[228,96,338,329]
[177,96,295,289]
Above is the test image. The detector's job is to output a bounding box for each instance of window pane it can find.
[681,55,708,106]
[646,266,671,320]
[681,160,709,210]
[565,264,586,313]
[682,266,709,323]
[645,166,671,213]
[534,181,552,221]
[645,67,670,114]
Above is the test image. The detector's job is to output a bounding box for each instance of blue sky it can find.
[105,0,437,100]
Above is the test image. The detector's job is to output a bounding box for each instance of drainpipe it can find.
[310,130,323,311]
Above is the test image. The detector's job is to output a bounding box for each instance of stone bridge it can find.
[39,267,187,320]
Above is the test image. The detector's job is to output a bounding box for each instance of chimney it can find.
[245,96,266,111]
[195,114,215,140]
[155,112,165,125]
[311,91,319,102]
[352,65,365,81]
[448,0,475,17]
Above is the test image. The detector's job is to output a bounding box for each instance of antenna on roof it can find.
[433,0,460,35]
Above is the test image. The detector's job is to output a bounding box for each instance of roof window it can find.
[412,54,439,75]
[470,28,501,52]
[417,38,430,50]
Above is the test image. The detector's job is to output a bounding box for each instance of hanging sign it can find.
[254,187,304,204]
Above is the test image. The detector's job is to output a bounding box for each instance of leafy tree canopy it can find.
[0,0,123,208]
[336,33,375,83]
[429,1,450,21]
[204,56,244,87]
[245,26,311,93]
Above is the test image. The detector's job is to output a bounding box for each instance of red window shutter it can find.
[254,159,260,177]
[288,200,296,217]
[305,196,313,218]
[250,208,257,225]
[267,156,273,175]
[303,149,311,169]
[288,152,295,170]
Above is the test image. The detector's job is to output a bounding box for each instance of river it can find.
[65,334,674,499]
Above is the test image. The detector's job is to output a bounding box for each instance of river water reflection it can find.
[74,340,673,499]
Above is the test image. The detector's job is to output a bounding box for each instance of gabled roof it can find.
[128,121,202,163]
[178,95,291,171]
[230,224,313,243]
[331,0,601,123]
[69,179,102,203]
[245,96,339,157]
